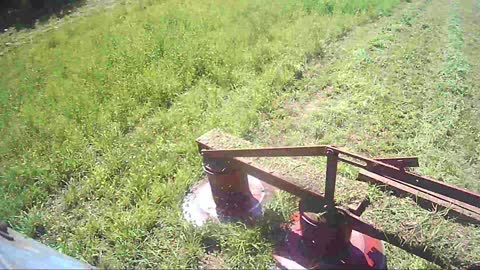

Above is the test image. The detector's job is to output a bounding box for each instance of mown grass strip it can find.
[251,0,480,268]
[442,0,470,95]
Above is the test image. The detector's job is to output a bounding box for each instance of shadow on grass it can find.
[0,0,86,30]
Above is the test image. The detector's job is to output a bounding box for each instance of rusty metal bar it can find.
[201,146,328,158]
[328,147,480,209]
[373,166,480,208]
[196,134,479,268]
[360,170,480,215]
[358,170,480,224]
[229,158,324,200]
[350,198,371,216]
[199,143,480,222]
[345,210,459,269]
[325,149,339,205]
[328,146,374,165]
[337,156,368,169]
[373,157,419,168]
[197,140,326,201]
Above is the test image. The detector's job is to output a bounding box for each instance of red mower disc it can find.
[273,213,387,270]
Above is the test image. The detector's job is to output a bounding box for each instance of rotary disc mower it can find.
[183,130,480,269]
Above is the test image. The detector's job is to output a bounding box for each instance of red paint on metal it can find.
[204,164,255,217]
[199,144,480,223]
[325,149,339,206]
[192,132,480,268]
[273,214,386,270]
[201,146,328,158]
[299,200,352,259]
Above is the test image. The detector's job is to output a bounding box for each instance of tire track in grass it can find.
[252,0,480,268]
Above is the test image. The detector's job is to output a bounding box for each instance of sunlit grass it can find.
[0,0,404,267]
[251,0,480,267]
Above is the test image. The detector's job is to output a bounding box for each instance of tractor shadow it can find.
[0,0,86,30]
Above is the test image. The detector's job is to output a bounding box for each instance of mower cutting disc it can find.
[273,214,386,270]
[182,175,275,226]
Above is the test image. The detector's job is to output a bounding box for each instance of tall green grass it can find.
[1,0,403,267]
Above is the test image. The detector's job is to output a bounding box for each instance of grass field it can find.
[1,0,479,268]
[253,0,480,268]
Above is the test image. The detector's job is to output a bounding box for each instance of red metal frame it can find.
[200,145,480,224]
[196,141,480,268]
